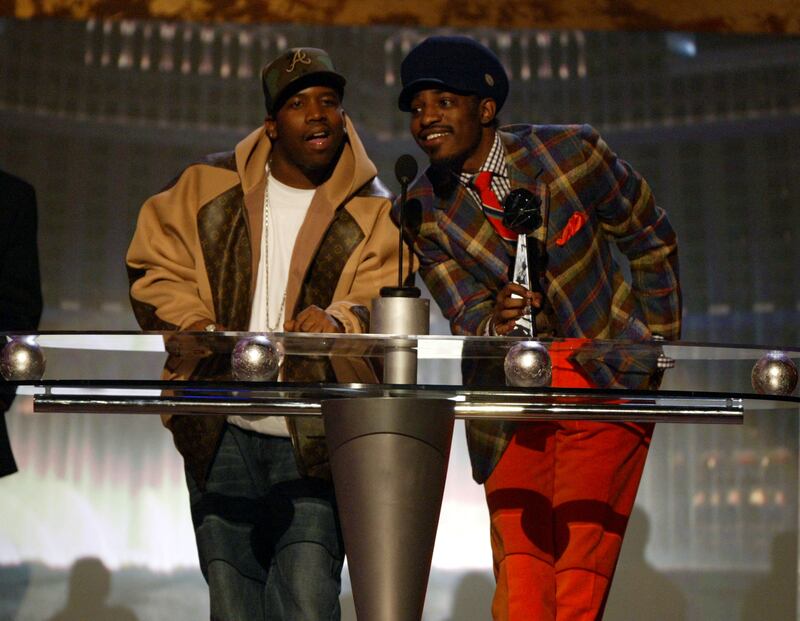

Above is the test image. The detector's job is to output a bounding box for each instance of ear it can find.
[478,98,497,126]
[264,117,277,141]
[341,108,348,134]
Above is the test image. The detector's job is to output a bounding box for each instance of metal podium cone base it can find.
[323,397,455,621]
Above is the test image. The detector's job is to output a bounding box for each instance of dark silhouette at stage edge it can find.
[47,558,138,621]
[741,530,798,621]
[444,571,495,621]
[604,508,687,620]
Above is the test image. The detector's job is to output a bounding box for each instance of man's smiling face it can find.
[408,89,490,172]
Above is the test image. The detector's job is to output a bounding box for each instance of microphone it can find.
[382,155,420,298]
[395,154,418,186]
[501,188,544,336]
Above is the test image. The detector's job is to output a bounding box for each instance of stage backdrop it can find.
[0,16,799,621]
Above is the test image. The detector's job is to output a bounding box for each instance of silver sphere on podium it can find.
[751,350,798,396]
[0,337,46,381]
[504,340,552,388]
[231,336,281,381]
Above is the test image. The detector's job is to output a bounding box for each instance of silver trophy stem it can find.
[512,233,534,337]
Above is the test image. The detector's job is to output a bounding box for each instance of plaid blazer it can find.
[400,124,681,483]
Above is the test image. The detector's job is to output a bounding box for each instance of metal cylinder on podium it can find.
[370,290,429,385]
[323,286,454,620]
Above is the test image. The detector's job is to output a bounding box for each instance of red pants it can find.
[484,345,653,621]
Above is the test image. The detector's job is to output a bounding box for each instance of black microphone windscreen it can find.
[403,198,423,237]
[395,154,418,185]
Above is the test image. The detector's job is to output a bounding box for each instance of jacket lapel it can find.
[434,178,511,284]
[285,131,357,318]
[243,175,265,298]
[237,126,271,305]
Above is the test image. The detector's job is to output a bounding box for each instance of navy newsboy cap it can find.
[398,36,509,112]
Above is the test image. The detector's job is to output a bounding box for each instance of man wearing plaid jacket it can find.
[396,36,681,620]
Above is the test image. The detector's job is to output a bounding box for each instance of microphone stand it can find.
[381,155,421,299]
[396,171,409,290]
[370,155,428,384]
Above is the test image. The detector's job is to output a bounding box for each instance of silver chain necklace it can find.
[263,174,287,332]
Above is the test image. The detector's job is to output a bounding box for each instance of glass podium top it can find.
[2,332,798,423]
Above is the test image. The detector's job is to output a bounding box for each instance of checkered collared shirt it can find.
[458,132,511,207]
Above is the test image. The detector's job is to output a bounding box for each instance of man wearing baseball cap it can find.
[396,36,681,620]
[128,47,402,620]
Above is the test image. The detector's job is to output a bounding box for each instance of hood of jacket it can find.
[232,114,381,319]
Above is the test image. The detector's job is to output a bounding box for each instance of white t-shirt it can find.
[228,171,315,436]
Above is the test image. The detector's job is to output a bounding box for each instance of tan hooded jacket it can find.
[126,117,403,485]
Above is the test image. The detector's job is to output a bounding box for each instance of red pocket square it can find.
[555,212,588,246]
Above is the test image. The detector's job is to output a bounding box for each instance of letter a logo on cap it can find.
[287,49,312,73]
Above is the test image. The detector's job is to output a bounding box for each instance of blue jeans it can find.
[186,424,343,621]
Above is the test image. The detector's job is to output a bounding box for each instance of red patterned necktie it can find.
[472,171,517,241]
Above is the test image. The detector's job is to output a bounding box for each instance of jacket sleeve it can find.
[0,178,42,332]
[326,199,416,333]
[579,125,682,340]
[1,175,42,423]
[126,171,215,331]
